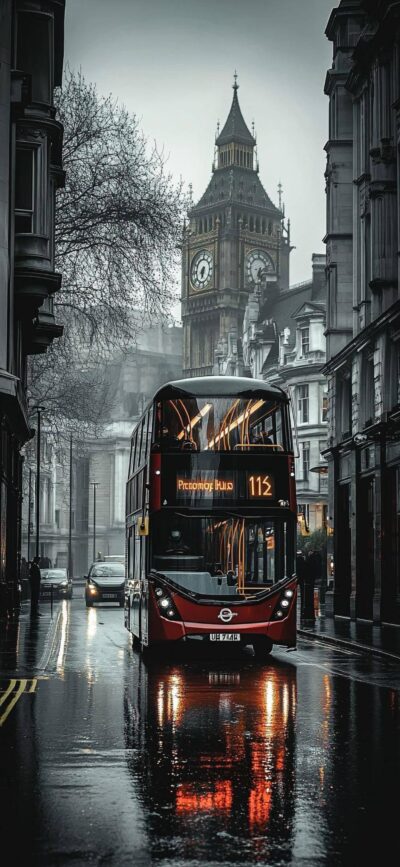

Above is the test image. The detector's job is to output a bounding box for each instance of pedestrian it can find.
[29,556,42,616]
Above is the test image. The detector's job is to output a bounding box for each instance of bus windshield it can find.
[154,397,288,453]
[151,512,293,597]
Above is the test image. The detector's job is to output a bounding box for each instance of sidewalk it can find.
[298,612,400,662]
[0,600,61,676]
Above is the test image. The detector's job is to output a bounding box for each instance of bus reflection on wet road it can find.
[1,603,400,866]
[124,654,297,865]
[123,643,400,866]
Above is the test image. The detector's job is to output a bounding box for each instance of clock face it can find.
[246,250,274,285]
[190,250,213,290]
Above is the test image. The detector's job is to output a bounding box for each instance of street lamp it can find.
[31,405,45,560]
[68,433,73,578]
[27,467,33,562]
[91,482,99,563]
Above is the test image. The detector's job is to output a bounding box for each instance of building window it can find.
[298,504,310,534]
[319,439,328,459]
[55,509,60,529]
[300,327,309,355]
[301,441,310,481]
[363,353,375,426]
[338,372,352,438]
[321,389,328,423]
[297,385,309,424]
[15,147,34,233]
[17,11,51,103]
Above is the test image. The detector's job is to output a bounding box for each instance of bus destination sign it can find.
[174,471,276,503]
[176,472,234,498]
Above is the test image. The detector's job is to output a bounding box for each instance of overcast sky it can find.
[64,0,334,286]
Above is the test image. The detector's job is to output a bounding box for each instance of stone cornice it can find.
[323,298,400,373]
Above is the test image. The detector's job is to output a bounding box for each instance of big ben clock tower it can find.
[181,75,291,377]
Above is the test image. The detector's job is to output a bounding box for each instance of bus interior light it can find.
[284,589,294,598]
[280,599,290,608]
[155,469,161,476]
[276,610,283,618]
[160,597,169,609]
[155,588,163,597]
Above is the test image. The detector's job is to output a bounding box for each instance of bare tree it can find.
[28,68,185,431]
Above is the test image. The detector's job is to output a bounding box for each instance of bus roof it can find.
[156,376,288,402]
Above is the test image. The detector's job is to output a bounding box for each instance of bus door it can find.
[127,524,141,638]
[135,523,149,647]
[140,578,149,647]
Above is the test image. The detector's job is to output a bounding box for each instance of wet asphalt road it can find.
[1,593,400,866]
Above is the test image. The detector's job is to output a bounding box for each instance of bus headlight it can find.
[153,584,181,620]
[271,584,295,620]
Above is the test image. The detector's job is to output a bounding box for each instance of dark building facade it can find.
[0,0,65,614]
[324,1,400,624]
[242,254,328,534]
[181,77,291,378]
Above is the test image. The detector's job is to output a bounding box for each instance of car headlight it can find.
[60,581,68,588]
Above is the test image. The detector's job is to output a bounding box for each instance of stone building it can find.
[181,76,291,377]
[21,325,182,576]
[243,254,328,533]
[324,1,400,624]
[0,0,66,614]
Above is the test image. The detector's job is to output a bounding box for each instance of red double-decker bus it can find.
[125,377,297,658]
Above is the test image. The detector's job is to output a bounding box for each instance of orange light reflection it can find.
[176,781,233,814]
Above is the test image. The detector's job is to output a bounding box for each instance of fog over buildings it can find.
[64,0,333,285]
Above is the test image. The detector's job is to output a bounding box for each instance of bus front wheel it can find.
[253,637,273,659]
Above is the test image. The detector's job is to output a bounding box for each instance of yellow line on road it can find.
[0,679,17,706]
[0,679,38,727]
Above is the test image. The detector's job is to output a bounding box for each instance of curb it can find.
[297,627,400,664]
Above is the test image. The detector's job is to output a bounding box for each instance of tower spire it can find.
[233,70,238,91]
[278,182,283,210]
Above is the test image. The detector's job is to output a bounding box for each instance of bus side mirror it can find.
[138,516,149,537]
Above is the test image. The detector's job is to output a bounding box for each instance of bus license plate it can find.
[210,633,240,642]
[103,593,116,599]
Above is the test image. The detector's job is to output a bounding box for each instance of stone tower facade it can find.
[181,78,291,378]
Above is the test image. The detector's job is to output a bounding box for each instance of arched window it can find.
[249,216,254,232]
[262,219,266,233]
[268,221,272,235]
[208,216,212,231]
[199,220,202,234]
[255,217,260,233]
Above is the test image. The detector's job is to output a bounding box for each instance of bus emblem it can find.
[218,608,238,624]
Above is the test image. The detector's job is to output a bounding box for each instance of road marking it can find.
[0,679,17,707]
[0,679,38,727]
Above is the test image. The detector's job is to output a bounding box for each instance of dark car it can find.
[40,568,73,600]
[85,561,125,607]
